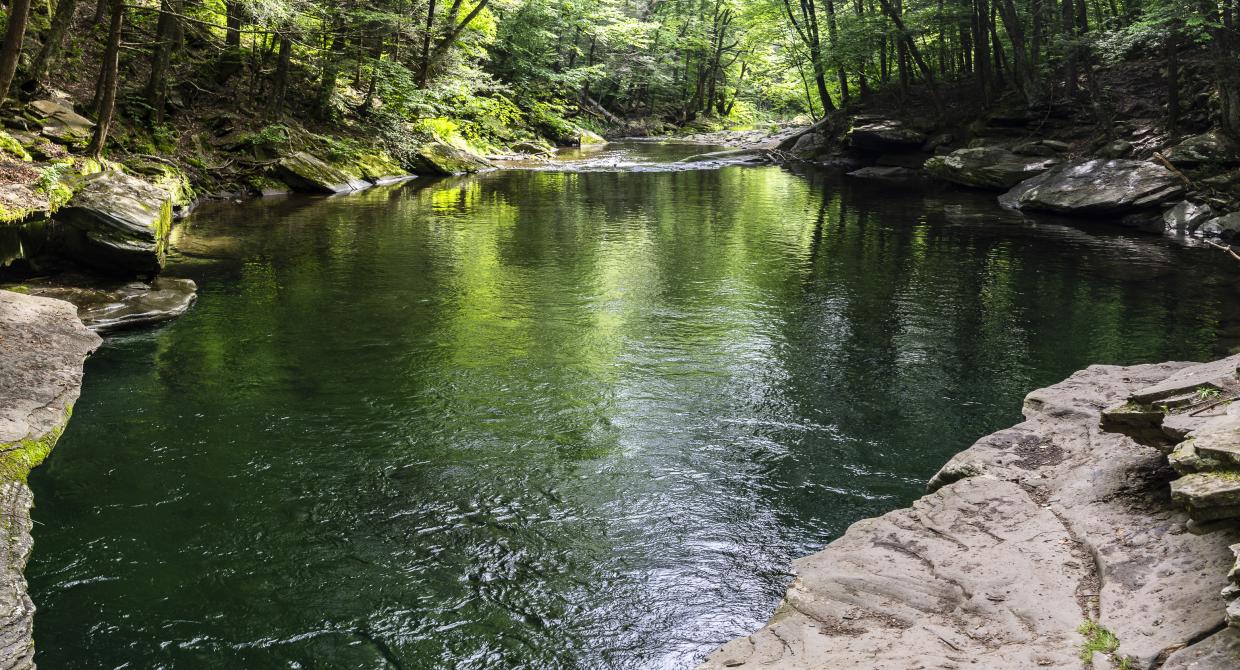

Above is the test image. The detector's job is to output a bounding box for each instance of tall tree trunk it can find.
[225,0,243,48]
[87,0,123,159]
[144,0,182,122]
[1166,28,1180,131]
[1062,0,1077,96]
[973,0,991,106]
[826,0,849,104]
[26,0,77,92]
[269,35,292,119]
[318,27,344,118]
[419,0,438,86]
[997,0,1042,103]
[0,0,33,106]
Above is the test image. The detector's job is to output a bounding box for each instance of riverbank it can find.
[697,354,1240,670]
[0,290,98,668]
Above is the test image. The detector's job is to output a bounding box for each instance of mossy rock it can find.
[53,170,174,275]
[275,151,369,194]
[0,131,32,162]
[410,140,493,175]
[348,150,406,182]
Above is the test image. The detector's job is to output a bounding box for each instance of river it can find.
[26,142,1240,669]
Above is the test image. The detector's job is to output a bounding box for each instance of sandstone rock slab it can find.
[925,146,1060,190]
[1000,160,1185,215]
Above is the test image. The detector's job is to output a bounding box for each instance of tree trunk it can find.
[25,0,77,92]
[144,0,181,122]
[225,0,243,48]
[87,0,123,159]
[997,0,1042,103]
[0,0,33,106]
[1166,29,1180,131]
[269,35,292,119]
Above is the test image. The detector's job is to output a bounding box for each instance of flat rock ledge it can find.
[0,290,100,669]
[698,354,1240,670]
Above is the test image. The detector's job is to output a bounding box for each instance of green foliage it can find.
[1078,620,1130,668]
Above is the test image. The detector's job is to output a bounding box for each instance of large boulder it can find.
[54,171,174,275]
[1198,212,1240,239]
[925,147,1061,190]
[26,99,94,147]
[1000,159,1184,215]
[1163,201,1216,233]
[410,140,494,175]
[845,119,925,153]
[275,151,370,194]
[1163,130,1240,167]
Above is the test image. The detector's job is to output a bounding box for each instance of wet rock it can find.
[0,290,100,669]
[1164,130,1240,167]
[1198,212,1240,239]
[411,139,494,175]
[54,170,174,275]
[275,151,370,194]
[1000,159,1184,215]
[5,274,197,333]
[27,99,94,147]
[845,120,925,153]
[510,141,553,157]
[1100,139,1134,158]
[1164,201,1216,233]
[846,166,919,181]
[925,146,1061,190]
[1012,141,1058,157]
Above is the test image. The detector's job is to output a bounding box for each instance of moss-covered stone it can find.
[0,406,70,483]
[0,132,32,162]
[410,139,493,175]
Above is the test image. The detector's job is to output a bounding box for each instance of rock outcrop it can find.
[410,139,494,175]
[845,119,926,153]
[1199,212,1240,239]
[924,146,1061,190]
[698,355,1240,670]
[0,290,100,669]
[275,151,371,194]
[6,275,198,333]
[54,170,174,275]
[1000,159,1184,215]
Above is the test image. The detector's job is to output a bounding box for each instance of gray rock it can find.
[1000,159,1185,215]
[1013,141,1058,157]
[275,151,370,194]
[1198,212,1240,239]
[789,131,830,158]
[845,120,926,153]
[1164,130,1240,167]
[921,132,954,153]
[4,275,197,333]
[1164,201,1216,232]
[700,357,1240,670]
[1100,139,1134,158]
[846,166,919,181]
[1162,627,1240,670]
[27,99,94,146]
[1172,473,1240,519]
[0,290,100,669]
[1042,140,1071,152]
[925,146,1061,190]
[54,170,174,275]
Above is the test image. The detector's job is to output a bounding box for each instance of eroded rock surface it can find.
[54,170,174,275]
[5,275,197,333]
[698,356,1240,669]
[275,151,371,194]
[0,290,100,669]
[1000,159,1184,215]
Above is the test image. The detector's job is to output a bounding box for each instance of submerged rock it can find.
[0,290,99,668]
[846,166,920,181]
[7,275,198,333]
[275,151,370,194]
[54,170,174,275]
[410,139,494,175]
[925,146,1061,190]
[1000,159,1184,215]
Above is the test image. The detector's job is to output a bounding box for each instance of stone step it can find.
[1171,472,1240,521]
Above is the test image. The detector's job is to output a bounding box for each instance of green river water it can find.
[26,142,1240,669]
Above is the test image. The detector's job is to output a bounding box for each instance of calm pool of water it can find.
[27,142,1240,669]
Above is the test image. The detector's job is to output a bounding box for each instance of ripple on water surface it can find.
[26,142,1240,669]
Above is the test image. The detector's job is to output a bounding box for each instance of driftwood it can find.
[1153,151,1195,188]
[1204,238,1240,263]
